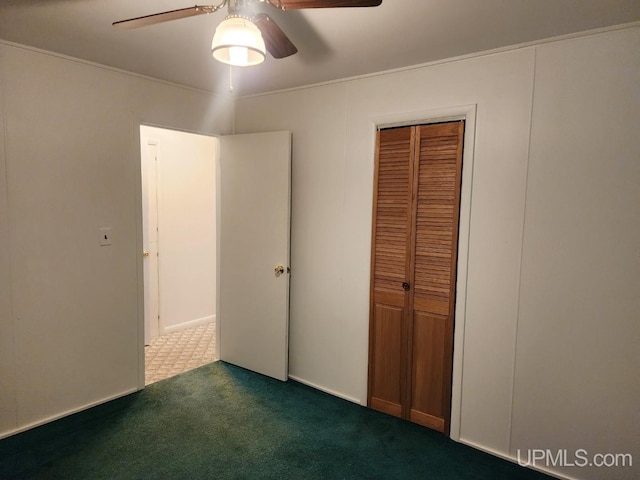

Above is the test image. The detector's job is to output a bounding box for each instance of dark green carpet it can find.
[0,362,552,479]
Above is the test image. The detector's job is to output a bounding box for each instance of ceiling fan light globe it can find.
[211,17,266,67]
[229,46,250,65]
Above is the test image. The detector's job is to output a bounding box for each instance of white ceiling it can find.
[1,0,639,96]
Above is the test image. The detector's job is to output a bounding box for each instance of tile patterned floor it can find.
[145,322,217,385]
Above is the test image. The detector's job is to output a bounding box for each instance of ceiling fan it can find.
[113,0,383,67]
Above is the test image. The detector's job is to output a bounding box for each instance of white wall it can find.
[510,29,640,480]
[235,26,639,480]
[140,126,217,335]
[237,48,535,444]
[0,52,16,434]
[0,43,233,437]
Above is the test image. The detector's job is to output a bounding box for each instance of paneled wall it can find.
[510,30,640,478]
[237,48,535,449]
[235,26,639,480]
[0,43,233,437]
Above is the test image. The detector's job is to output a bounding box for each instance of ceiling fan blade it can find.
[253,14,298,59]
[113,5,218,29]
[276,0,382,9]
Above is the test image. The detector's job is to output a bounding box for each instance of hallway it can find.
[145,322,216,385]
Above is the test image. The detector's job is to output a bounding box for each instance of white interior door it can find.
[141,141,160,345]
[218,131,291,381]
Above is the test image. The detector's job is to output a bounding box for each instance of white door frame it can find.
[369,104,477,441]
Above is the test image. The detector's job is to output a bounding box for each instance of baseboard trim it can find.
[0,387,138,440]
[457,438,574,480]
[162,315,215,335]
[287,375,361,405]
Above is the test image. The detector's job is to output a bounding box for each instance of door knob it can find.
[143,250,150,257]
[402,282,410,291]
[274,265,285,276]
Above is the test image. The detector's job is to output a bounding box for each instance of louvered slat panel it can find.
[412,124,463,305]
[373,128,412,293]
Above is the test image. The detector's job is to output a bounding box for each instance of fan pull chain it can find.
[229,66,234,93]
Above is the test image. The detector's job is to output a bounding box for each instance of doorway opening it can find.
[140,125,218,385]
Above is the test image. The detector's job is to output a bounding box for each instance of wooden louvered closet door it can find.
[367,126,415,418]
[368,121,464,434]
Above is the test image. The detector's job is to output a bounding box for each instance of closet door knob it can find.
[402,282,410,291]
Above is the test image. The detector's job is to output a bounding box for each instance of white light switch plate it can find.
[99,227,112,246]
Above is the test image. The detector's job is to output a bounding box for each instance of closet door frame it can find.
[367,105,477,441]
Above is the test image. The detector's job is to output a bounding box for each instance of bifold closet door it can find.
[408,122,464,433]
[367,126,414,417]
[368,121,464,434]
